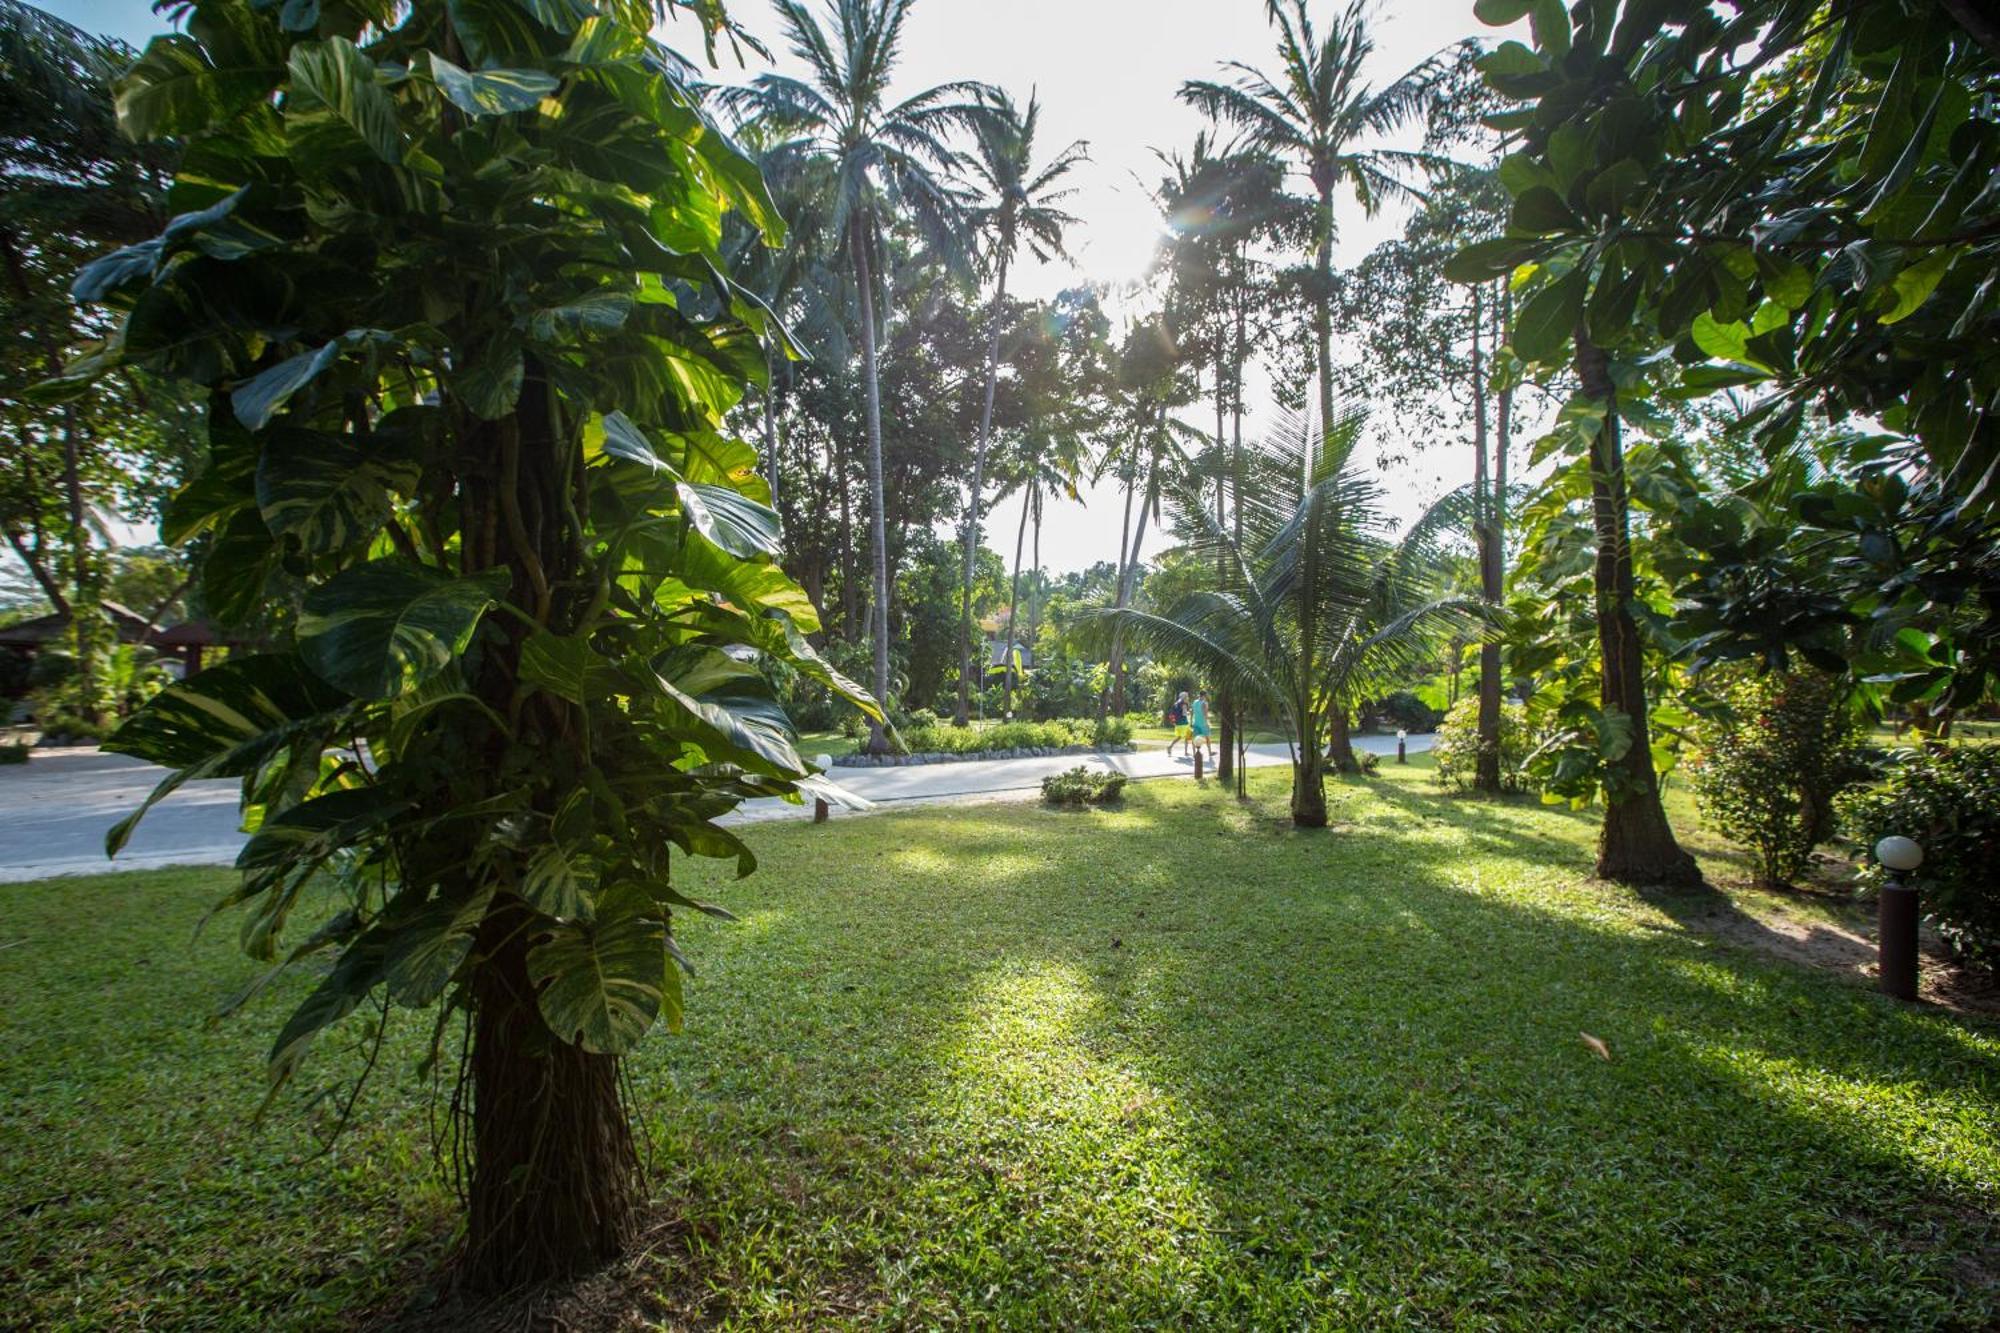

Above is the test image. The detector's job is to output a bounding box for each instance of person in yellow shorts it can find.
[1168,690,1192,757]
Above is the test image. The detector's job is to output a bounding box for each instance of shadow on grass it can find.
[887,808,2000,1325]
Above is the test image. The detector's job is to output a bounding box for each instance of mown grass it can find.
[2,760,1997,1329]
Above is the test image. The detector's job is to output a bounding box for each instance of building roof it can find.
[0,602,161,650]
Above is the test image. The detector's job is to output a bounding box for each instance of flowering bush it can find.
[1840,744,2000,973]
[1686,671,1861,888]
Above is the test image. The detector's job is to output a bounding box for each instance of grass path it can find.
[2,760,1996,1328]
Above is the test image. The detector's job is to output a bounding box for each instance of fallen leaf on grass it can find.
[1580,1031,1612,1061]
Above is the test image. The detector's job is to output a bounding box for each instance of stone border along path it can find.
[0,734,1433,883]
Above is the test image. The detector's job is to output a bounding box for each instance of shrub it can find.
[0,741,29,765]
[1092,715,1134,747]
[904,707,942,731]
[1685,671,1862,888]
[1433,697,1534,793]
[892,717,1130,757]
[1839,744,2000,973]
[1041,765,1127,806]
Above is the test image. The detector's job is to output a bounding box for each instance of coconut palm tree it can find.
[718,0,991,750]
[1180,0,1436,463]
[1084,403,1479,827]
[954,89,1086,725]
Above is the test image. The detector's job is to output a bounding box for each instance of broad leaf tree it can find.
[71,0,874,1288]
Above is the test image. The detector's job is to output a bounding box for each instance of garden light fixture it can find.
[1874,836,1923,1001]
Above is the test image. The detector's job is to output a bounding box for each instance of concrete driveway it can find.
[0,733,1432,882]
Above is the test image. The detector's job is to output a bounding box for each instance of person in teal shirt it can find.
[1190,690,1211,763]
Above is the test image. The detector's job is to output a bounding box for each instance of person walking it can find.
[1190,689,1212,765]
[1167,691,1192,757]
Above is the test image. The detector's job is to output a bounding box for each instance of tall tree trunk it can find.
[1112,439,1159,716]
[836,432,858,641]
[61,402,102,725]
[463,898,636,1287]
[1325,707,1359,774]
[957,245,1011,725]
[851,226,892,751]
[1313,178,1336,470]
[1001,482,1031,717]
[761,351,786,515]
[1104,438,1141,719]
[1219,282,1247,785]
[1473,284,1503,794]
[1026,492,1043,671]
[1213,350,1236,782]
[1574,331,1702,886]
[1292,726,1328,827]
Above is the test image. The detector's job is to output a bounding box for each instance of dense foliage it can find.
[1686,671,1861,888]
[1841,744,2000,973]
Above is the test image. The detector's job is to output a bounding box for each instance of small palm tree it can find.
[718,0,992,750]
[954,88,1087,725]
[1085,404,1479,827]
[1181,0,1436,453]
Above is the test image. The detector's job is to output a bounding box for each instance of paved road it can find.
[0,733,1431,882]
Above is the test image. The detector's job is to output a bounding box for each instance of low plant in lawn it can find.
[1840,743,2000,972]
[1687,671,1861,888]
[1040,764,1127,805]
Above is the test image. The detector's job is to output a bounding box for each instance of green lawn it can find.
[3,762,1997,1328]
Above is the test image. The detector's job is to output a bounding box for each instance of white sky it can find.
[47,0,1525,574]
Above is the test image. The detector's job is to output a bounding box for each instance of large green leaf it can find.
[519,632,603,704]
[116,34,276,141]
[679,481,780,558]
[236,786,412,873]
[528,887,673,1053]
[268,929,390,1088]
[286,37,404,164]
[521,843,592,920]
[256,431,418,554]
[297,560,509,699]
[382,887,493,1006]
[1513,266,1589,365]
[428,53,559,117]
[103,654,354,857]
[649,677,803,776]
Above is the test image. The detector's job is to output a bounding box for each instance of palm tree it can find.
[1180,0,1436,469]
[991,419,1087,717]
[718,0,991,750]
[954,89,1086,725]
[1085,403,1478,827]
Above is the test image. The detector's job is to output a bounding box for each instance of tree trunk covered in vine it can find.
[459,365,639,1286]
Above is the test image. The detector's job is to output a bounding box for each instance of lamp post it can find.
[1875,835,1923,1001]
[1396,728,1408,764]
[812,753,833,824]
